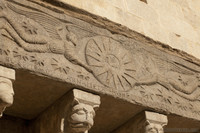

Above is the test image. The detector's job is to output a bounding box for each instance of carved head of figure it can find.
[0,77,14,117]
[144,121,164,133]
[69,99,99,133]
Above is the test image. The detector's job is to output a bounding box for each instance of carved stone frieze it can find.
[1,0,200,120]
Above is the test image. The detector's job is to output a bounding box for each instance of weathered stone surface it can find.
[1,0,200,122]
[55,0,200,59]
[113,111,168,133]
[29,89,100,133]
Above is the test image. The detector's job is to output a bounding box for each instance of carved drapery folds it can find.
[0,66,15,118]
[113,111,168,133]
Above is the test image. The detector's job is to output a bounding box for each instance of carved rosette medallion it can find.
[86,36,136,91]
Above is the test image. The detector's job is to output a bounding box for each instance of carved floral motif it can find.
[86,36,136,91]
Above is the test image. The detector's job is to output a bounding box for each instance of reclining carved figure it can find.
[0,1,92,73]
[134,73,200,101]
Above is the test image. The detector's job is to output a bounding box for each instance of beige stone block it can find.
[143,20,170,45]
[149,0,183,20]
[188,1,200,17]
[104,6,125,24]
[160,15,199,42]
[73,89,100,105]
[172,0,189,8]
[148,0,169,10]
[123,13,144,34]
[125,0,158,23]
[145,111,168,124]
[188,42,200,59]
[169,32,189,51]
[107,0,126,10]
[169,33,200,58]
[182,6,200,29]
[0,66,15,80]
[168,1,185,19]
[81,0,107,14]
[57,0,83,9]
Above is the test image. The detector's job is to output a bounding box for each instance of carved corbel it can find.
[0,66,15,118]
[66,89,100,133]
[142,111,168,133]
[113,111,168,133]
[30,89,100,133]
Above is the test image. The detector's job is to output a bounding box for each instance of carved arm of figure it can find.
[168,78,199,94]
[134,73,200,101]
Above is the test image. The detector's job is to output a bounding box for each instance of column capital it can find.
[113,111,168,133]
[144,111,168,126]
[142,111,168,133]
[30,89,101,133]
[0,66,15,118]
[0,66,15,81]
[67,89,100,133]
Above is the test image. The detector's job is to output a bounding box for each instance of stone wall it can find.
[58,0,200,59]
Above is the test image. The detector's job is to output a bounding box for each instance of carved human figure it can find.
[0,0,91,73]
[133,72,200,101]
[0,77,14,117]
[68,99,99,133]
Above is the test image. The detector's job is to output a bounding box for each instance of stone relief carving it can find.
[1,0,200,120]
[132,57,200,101]
[0,0,91,73]
[0,0,137,91]
[85,36,136,90]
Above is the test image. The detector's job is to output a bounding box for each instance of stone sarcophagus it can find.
[0,0,200,123]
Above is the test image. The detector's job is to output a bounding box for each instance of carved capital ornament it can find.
[0,66,15,118]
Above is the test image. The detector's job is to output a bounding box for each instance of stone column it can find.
[29,89,100,133]
[0,66,15,118]
[113,111,168,133]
